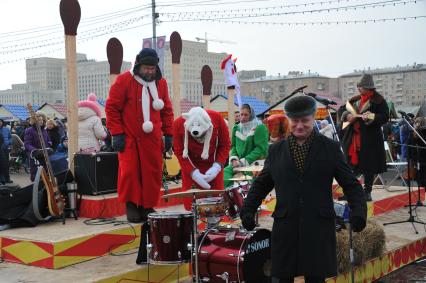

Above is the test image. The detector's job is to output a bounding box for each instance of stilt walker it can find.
[170,31,182,117]
[107,37,124,87]
[201,65,212,110]
[60,0,81,174]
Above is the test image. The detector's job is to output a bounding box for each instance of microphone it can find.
[398,110,407,117]
[305,92,337,105]
[289,85,308,96]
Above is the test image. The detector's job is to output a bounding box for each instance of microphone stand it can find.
[383,115,425,234]
[401,117,426,207]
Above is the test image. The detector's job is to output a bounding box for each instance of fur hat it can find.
[78,93,102,118]
[357,74,375,89]
[284,96,317,118]
[135,48,159,66]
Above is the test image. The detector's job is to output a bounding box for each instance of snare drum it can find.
[198,227,271,283]
[224,186,245,219]
[147,211,193,264]
[196,197,227,218]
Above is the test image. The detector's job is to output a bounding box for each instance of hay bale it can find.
[336,220,386,274]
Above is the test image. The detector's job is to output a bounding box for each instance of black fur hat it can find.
[284,96,317,118]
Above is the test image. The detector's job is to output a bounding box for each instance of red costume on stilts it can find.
[173,109,231,210]
[106,71,173,208]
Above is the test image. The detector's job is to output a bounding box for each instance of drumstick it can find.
[107,37,123,87]
[170,31,182,117]
[201,65,213,110]
[60,0,81,174]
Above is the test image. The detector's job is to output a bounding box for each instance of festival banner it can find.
[143,36,166,74]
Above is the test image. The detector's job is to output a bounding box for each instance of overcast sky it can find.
[0,0,425,91]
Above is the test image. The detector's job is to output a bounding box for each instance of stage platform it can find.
[79,181,183,218]
[0,186,425,282]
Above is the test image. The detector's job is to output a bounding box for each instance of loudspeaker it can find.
[74,152,118,195]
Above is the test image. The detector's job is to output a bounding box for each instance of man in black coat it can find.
[341,74,389,201]
[240,96,367,283]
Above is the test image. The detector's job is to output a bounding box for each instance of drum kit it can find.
[144,168,271,283]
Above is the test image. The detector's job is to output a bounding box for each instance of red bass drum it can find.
[197,227,271,283]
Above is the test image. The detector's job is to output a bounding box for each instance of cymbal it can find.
[162,189,223,199]
[234,165,264,172]
[229,175,253,181]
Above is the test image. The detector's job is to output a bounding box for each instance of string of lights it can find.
[0,4,152,39]
[160,14,426,26]
[161,0,405,15]
[0,14,150,51]
[0,22,151,65]
[161,0,420,21]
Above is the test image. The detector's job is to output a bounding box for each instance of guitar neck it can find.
[34,123,57,187]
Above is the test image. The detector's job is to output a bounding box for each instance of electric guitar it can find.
[27,104,65,216]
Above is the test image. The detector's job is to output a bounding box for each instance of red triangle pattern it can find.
[1,238,19,248]
[29,256,54,269]
[32,241,54,255]
[1,249,23,264]
[56,234,136,256]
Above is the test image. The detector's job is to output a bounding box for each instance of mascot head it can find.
[181,107,213,160]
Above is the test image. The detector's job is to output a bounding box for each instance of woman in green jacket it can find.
[224,104,269,187]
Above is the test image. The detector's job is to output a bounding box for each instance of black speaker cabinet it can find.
[74,152,118,195]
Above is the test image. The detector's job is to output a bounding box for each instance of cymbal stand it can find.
[191,192,200,283]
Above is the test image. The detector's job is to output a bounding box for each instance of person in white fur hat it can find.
[78,93,107,152]
[105,48,174,223]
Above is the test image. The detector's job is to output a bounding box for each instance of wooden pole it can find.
[60,0,80,174]
[65,36,78,172]
[109,74,118,87]
[170,31,182,118]
[202,96,210,110]
[227,87,235,136]
[172,63,181,117]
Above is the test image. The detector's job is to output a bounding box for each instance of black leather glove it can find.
[164,135,173,153]
[240,211,256,231]
[350,215,366,232]
[112,134,126,152]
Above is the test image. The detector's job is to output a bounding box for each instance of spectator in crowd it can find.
[56,136,68,155]
[24,112,52,181]
[0,132,7,185]
[0,119,12,183]
[54,117,66,138]
[46,119,61,151]
[319,119,335,140]
[234,111,240,124]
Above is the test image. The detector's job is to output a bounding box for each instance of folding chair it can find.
[375,141,407,192]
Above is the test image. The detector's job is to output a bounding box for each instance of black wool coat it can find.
[242,134,367,278]
[342,92,389,175]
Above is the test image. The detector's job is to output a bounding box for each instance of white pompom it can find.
[152,99,164,111]
[142,121,154,133]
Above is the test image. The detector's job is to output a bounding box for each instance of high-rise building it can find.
[338,64,426,106]
[240,71,334,105]
[63,54,131,101]
[0,54,131,105]
[163,40,227,105]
